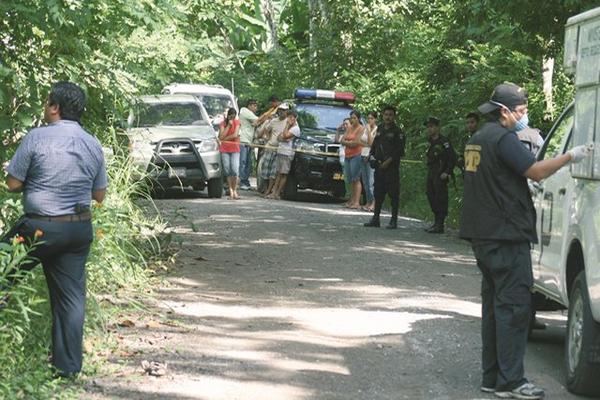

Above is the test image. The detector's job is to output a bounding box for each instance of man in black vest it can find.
[424,117,455,233]
[460,82,591,399]
[364,105,406,229]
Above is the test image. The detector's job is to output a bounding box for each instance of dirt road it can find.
[85,189,583,400]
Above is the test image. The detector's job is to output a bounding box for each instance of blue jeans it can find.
[360,157,375,203]
[221,152,240,177]
[238,144,253,186]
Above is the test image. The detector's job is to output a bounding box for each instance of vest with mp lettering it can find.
[459,121,537,243]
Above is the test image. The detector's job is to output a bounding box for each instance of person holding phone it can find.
[219,108,242,199]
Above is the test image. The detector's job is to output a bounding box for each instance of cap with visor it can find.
[478,83,528,114]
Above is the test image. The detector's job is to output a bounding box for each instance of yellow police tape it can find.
[224,141,422,165]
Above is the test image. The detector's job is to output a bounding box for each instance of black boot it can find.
[364,216,380,227]
[426,215,444,234]
[387,212,398,229]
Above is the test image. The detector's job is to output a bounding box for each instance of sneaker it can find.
[240,184,252,190]
[495,382,545,399]
[481,386,495,394]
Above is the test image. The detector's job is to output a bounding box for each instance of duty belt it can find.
[27,211,92,222]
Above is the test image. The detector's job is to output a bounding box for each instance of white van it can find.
[162,83,238,130]
[530,6,600,396]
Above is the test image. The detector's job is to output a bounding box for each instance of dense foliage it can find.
[1,0,598,396]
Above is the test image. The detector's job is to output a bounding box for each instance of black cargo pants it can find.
[471,240,532,391]
[426,169,448,221]
[373,168,399,221]
[1,216,93,376]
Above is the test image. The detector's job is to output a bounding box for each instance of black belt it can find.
[27,211,92,222]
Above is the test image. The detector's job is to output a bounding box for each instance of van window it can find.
[202,95,235,119]
[541,106,574,161]
[571,87,596,178]
[136,103,206,127]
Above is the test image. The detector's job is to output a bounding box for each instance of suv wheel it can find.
[331,183,346,199]
[566,271,600,396]
[282,176,298,200]
[207,178,223,198]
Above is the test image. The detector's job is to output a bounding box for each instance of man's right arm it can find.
[92,189,106,203]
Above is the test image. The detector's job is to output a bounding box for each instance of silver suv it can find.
[126,94,222,197]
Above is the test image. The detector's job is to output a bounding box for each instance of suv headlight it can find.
[295,139,319,154]
[128,139,152,153]
[195,139,218,152]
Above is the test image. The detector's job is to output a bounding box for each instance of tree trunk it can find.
[261,0,278,51]
[542,56,555,120]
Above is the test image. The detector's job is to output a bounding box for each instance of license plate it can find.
[169,167,187,178]
[333,172,344,180]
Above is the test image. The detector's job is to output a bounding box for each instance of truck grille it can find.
[158,141,195,155]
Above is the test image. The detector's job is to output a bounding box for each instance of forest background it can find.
[0,0,598,397]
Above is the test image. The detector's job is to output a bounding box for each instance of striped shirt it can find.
[7,120,108,216]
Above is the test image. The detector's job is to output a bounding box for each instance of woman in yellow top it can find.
[340,111,364,209]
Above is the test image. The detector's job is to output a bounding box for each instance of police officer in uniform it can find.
[364,105,406,229]
[460,82,591,399]
[2,82,108,378]
[424,117,455,233]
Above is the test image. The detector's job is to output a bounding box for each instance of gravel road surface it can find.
[85,189,584,400]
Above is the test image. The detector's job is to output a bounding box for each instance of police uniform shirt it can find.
[371,123,406,169]
[426,135,454,175]
[7,120,108,216]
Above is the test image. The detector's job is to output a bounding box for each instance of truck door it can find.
[532,105,574,291]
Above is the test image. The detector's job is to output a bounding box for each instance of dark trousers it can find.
[471,241,532,391]
[2,216,93,375]
[373,168,399,222]
[239,144,253,186]
[426,170,448,221]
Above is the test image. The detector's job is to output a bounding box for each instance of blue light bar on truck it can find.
[294,88,356,103]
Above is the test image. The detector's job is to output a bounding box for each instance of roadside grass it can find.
[0,144,174,399]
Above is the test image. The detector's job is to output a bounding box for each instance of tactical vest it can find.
[459,122,537,243]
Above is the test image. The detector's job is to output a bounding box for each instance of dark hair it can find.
[381,105,396,114]
[350,110,362,120]
[466,112,480,121]
[247,99,258,106]
[268,95,279,102]
[367,112,378,119]
[227,108,237,117]
[287,109,298,118]
[48,81,86,122]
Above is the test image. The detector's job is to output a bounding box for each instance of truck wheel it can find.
[207,178,223,198]
[565,271,600,396]
[282,176,298,200]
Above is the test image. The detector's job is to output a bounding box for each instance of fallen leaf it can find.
[194,256,208,261]
[141,360,168,377]
[146,320,162,329]
[118,319,136,328]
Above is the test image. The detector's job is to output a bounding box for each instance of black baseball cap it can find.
[424,116,440,126]
[478,83,528,114]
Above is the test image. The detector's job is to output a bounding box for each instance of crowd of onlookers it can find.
[216,96,546,233]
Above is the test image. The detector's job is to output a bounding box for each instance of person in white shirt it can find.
[266,110,301,199]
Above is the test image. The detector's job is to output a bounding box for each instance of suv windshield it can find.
[137,103,206,127]
[295,103,353,133]
[201,95,235,119]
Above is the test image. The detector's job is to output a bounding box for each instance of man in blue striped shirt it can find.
[3,81,107,378]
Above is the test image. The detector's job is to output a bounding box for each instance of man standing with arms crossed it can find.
[460,82,591,399]
[3,81,108,378]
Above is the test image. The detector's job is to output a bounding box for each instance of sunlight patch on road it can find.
[319,284,481,318]
[252,238,290,245]
[108,376,312,400]
[166,301,449,338]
